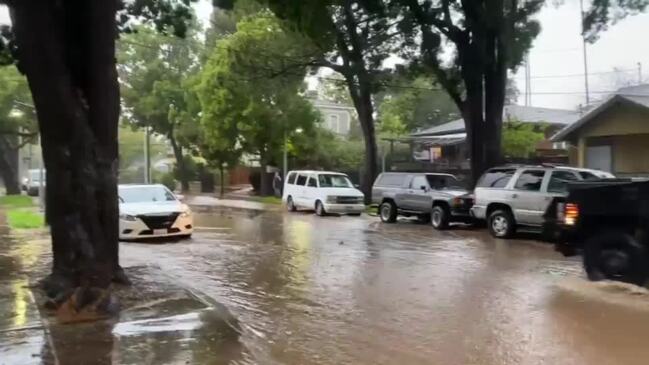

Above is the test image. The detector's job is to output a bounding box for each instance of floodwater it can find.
[113,208,649,365]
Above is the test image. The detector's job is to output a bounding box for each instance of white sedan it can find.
[118,184,193,240]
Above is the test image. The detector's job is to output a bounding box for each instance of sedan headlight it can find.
[179,208,192,218]
[119,213,137,221]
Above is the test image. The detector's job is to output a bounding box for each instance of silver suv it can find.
[372,172,473,229]
[471,165,615,238]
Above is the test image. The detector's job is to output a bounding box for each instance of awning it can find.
[415,133,466,147]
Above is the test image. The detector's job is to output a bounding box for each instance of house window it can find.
[328,114,340,133]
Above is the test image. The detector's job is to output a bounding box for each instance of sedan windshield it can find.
[119,186,177,203]
[318,174,353,188]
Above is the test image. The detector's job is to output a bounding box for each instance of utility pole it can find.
[639,62,643,84]
[579,0,591,105]
[524,54,532,106]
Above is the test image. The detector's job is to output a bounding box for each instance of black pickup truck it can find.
[549,178,649,286]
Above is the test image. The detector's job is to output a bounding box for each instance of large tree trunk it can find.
[0,137,21,195]
[356,93,378,204]
[258,154,271,197]
[169,134,189,192]
[10,0,126,316]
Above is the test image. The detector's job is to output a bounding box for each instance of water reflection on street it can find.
[118,208,649,365]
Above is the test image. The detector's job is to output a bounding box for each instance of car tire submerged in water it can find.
[315,200,327,216]
[287,196,297,212]
[431,205,450,230]
[488,209,515,238]
[379,201,397,223]
[583,231,649,286]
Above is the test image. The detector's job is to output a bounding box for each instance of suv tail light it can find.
[564,203,579,226]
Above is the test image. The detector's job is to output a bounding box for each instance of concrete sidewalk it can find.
[0,212,243,365]
[185,194,280,212]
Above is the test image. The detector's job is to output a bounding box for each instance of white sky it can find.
[2,0,648,111]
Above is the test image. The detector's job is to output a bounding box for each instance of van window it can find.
[307,176,318,187]
[514,170,546,191]
[296,174,307,186]
[376,173,405,187]
[287,172,297,185]
[477,169,515,188]
[548,171,579,193]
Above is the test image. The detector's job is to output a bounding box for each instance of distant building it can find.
[552,84,649,176]
[307,91,356,137]
[395,105,581,172]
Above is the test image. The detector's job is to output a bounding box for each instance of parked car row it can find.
[283,166,616,242]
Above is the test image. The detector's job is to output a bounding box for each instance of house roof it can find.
[412,105,580,137]
[552,84,649,141]
[310,98,355,111]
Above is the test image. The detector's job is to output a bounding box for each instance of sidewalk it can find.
[0,211,243,365]
[185,193,281,212]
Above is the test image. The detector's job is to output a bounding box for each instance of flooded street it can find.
[118,208,649,365]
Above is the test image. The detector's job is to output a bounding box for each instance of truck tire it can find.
[487,209,516,238]
[431,205,450,230]
[379,201,397,223]
[583,231,649,286]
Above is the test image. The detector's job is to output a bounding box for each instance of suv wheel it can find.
[286,196,297,212]
[379,201,397,223]
[315,200,327,216]
[488,209,515,238]
[583,231,649,286]
[431,205,450,230]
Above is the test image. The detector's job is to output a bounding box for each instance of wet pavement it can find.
[120,208,649,365]
[4,206,649,364]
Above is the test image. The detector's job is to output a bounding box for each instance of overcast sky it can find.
[2,0,648,111]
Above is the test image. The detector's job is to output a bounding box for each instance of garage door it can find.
[586,145,612,172]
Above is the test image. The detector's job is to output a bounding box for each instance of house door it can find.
[586,145,612,172]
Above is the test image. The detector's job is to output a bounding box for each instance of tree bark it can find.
[0,137,21,195]
[10,0,125,315]
[219,164,225,198]
[258,155,271,197]
[169,134,189,192]
[354,89,378,204]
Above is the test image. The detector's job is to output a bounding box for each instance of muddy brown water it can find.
[115,209,649,365]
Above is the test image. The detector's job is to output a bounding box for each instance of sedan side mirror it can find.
[354,184,360,188]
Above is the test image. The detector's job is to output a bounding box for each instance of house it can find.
[307,92,356,136]
[552,84,649,176]
[404,105,581,169]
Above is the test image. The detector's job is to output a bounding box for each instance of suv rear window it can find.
[477,169,515,188]
[375,174,405,187]
[514,170,546,191]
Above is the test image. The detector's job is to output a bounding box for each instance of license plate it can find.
[153,229,168,235]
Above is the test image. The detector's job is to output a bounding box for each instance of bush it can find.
[7,209,44,229]
[153,171,177,191]
[0,195,34,208]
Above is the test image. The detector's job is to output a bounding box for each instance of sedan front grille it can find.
[138,213,179,229]
[335,196,363,204]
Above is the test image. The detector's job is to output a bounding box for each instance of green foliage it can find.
[0,195,34,208]
[292,128,365,172]
[153,171,177,191]
[118,127,167,171]
[197,12,320,166]
[502,122,546,159]
[7,209,44,229]
[0,66,36,139]
[584,0,649,42]
[377,76,458,137]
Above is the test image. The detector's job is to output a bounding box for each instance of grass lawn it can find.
[0,195,34,208]
[6,209,44,229]
[254,196,283,205]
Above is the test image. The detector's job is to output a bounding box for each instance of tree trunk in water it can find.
[346,79,377,204]
[0,137,21,195]
[169,135,189,192]
[219,164,225,198]
[259,159,271,197]
[10,0,126,317]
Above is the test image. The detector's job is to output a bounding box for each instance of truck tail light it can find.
[564,203,579,226]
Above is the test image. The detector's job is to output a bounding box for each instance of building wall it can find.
[319,107,352,135]
[574,103,649,174]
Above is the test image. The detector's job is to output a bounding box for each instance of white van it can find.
[282,170,365,216]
